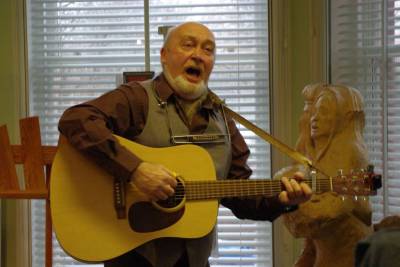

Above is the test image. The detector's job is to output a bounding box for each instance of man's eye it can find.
[205,47,214,53]
[183,42,194,48]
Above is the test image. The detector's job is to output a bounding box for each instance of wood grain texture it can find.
[0,117,56,267]
[19,117,46,190]
[12,145,56,164]
[0,125,20,190]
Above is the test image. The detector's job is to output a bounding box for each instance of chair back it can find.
[0,116,56,267]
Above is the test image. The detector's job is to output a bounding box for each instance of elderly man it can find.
[58,21,312,267]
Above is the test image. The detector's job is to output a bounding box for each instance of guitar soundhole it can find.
[155,179,185,209]
[128,178,186,232]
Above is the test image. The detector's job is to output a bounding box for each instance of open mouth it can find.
[184,66,202,80]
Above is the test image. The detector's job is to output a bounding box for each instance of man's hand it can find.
[278,172,312,206]
[130,162,177,201]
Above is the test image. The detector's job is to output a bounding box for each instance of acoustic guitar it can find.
[50,135,381,262]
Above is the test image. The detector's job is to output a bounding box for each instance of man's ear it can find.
[160,47,167,64]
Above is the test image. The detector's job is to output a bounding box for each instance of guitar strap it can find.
[207,91,313,168]
[222,104,312,167]
[222,104,333,181]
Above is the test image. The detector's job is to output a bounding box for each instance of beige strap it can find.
[222,105,313,168]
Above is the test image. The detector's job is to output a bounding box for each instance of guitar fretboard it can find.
[182,178,332,200]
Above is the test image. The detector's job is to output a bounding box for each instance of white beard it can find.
[163,66,207,100]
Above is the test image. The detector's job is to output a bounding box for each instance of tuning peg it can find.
[367,164,374,173]
[310,169,317,192]
[337,169,345,180]
[373,174,382,190]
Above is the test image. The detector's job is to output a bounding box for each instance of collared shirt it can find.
[58,73,288,221]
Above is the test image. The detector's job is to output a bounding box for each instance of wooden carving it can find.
[274,84,373,267]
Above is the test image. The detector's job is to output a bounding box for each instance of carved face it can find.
[310,93,337,140]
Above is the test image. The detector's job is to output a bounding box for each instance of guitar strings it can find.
[153,176,371,200]
[167,179,338,199]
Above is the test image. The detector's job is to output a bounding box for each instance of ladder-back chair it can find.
[0,116,56,267]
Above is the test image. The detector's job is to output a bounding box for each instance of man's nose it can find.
[191,47,205,61]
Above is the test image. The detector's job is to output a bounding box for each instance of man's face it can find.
[161,23,216,90]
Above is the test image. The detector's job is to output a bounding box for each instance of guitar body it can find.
[50,135,218,262]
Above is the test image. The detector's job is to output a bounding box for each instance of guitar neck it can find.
[184,178,332,200]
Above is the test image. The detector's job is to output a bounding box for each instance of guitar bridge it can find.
[113,178,126,219]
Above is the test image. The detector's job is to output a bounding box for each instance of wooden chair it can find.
[0,116,56,267]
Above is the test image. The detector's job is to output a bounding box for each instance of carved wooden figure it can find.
[275,84,373,267]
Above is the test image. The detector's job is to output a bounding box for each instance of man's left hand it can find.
[278,172,312,206]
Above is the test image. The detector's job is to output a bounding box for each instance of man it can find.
[58,21,312,267]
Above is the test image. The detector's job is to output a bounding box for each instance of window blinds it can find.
[27,0,271,266]
[330,0,400,221]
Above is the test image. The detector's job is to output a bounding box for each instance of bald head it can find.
[160,22,216,100]
[163,22,215,50]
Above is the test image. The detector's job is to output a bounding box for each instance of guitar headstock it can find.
[331,165,382,196]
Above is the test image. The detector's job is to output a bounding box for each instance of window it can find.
[330,0,400,222]
[27,0,271,266]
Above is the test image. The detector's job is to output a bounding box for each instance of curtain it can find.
[330,0,400,222]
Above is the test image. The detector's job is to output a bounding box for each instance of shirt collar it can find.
[153,73,175,102]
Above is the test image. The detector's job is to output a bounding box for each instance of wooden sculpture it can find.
[274,84,373,267]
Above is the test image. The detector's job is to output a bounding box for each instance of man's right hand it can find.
[130,162,177,201]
